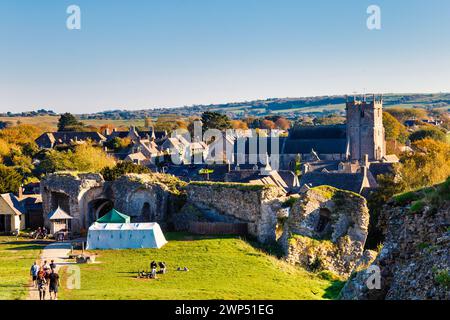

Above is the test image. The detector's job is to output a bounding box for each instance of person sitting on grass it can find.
[158,261,166,274]
[151,266,157,279]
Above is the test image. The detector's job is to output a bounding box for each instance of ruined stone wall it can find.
[111,174,173,224]
[340,199,449,300]
[185,182,286,243]
[41,173,104,232]
[41,172,185,233]
[281,186,370,277]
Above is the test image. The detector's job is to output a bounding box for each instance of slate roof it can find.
[281,138,347,155]
[36,132,106,147]
[0,193,25,216]
[369,162,394,179]
[232,125,348,157]
[299,172,365,194]
[47,207,73,220]
[288,125,347,140]
[108,130,167,141]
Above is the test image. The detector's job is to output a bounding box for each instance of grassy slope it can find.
[59,233,342,300]
[0,237,46,300]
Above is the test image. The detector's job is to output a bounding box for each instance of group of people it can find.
[31,227,48,239]
[30,260,60,300]
[138,261,167,279]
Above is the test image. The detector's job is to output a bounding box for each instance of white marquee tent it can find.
[86,222,167,250]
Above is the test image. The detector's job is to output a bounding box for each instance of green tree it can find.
[37,143,115,174]
[0,164,22,194]
[101,161,151,181]
[201,112,232,131]
[57,113,84,132]
[409,126,447,143]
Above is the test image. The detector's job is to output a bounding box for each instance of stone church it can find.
[231,95,395,195]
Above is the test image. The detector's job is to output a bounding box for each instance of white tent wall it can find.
[86,223,167,250]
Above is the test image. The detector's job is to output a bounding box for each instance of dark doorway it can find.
[0,215,7,232]
[141,202,155,222]
[316,208,331,233]
[88,199,114,225]
[51,192,70,214]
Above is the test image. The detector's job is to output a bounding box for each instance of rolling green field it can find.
[0,237,46,300]
[0,115,144,131]
[59,233,343,300]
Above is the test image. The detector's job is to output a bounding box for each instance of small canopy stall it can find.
[96,209,131,224]
[86,222,167,250]
[47,206,73,234]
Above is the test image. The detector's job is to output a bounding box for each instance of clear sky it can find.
[1,0,450,113]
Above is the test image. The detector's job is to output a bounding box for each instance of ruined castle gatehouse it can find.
[41,173,177,233]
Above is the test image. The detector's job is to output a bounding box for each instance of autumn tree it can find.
[275,117,291,130]
[260,119,276,130]
[399,138,450,189]
[230,120,248,130]
[383,112,406,142]
[386,107,428,123]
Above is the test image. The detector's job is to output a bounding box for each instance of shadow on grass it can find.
[5,244,47,251]
[322,280,346,300]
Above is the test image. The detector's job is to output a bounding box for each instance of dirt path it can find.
[27,242,73,300]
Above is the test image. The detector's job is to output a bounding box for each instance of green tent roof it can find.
[96,209,131,224]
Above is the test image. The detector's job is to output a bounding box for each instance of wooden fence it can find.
[188,222,248,235]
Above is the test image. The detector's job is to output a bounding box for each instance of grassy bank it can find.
[0,237,47,300]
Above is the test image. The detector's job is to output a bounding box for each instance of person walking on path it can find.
[37,270,47,300]
[48,269,60,300]
[30,262,40,288]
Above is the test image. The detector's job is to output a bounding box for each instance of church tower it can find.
[346,95,385,161]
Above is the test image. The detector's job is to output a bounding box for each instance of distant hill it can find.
[2,93,450,121]
[80,93,450,120]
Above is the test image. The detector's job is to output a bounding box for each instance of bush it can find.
[282,196,298,208]
[409,127,447,143]
[101,161,151,181]
[410,200,426,214]
[393,191,421,205]
[434,269,450,288]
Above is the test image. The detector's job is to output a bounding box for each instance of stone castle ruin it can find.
[41,172,287,243]
[280,186,370,277]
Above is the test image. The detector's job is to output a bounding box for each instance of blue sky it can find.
[1,0,450,113]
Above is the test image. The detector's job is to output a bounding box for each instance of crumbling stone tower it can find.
[346,95,385,161]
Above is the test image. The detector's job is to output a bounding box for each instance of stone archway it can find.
[88,199,114,225]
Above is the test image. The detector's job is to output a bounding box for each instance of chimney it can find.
[362,165,368,179]
[18,185,23,199]
[302,163,310,174]
[363,154,369,167]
